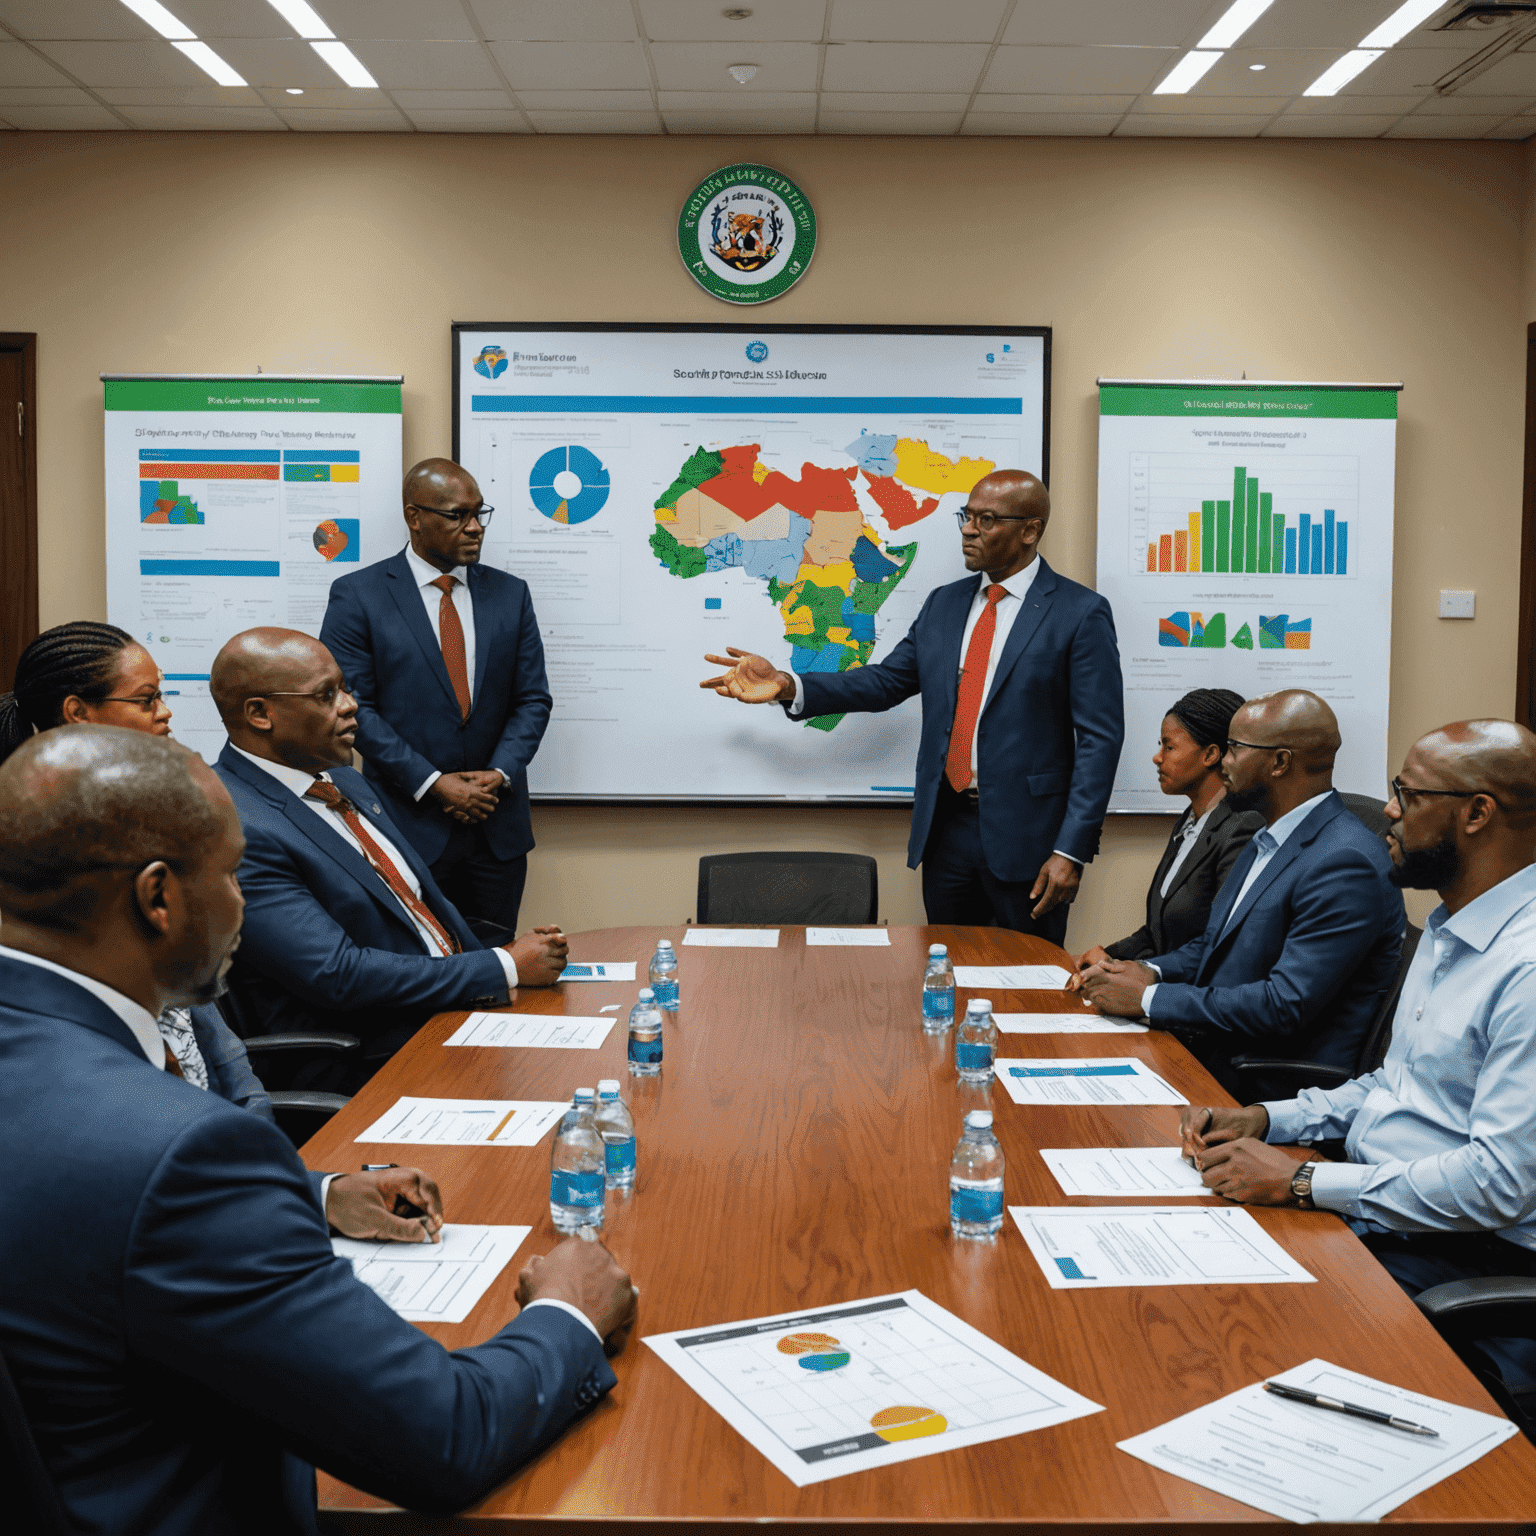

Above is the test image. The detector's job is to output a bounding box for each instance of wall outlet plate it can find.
[1439,590,1476,619]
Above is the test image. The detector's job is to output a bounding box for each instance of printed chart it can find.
[997,1058,1187,1107]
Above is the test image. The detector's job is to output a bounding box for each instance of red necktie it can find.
[946,583,1007,793]
[430,574,471,721]
[304,779,460,956]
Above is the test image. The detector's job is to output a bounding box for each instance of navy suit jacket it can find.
[213,746,509,1055]
[799,559,1124,881]
[0,957,614,1536]
[320,549,552,864]
[1148,791,1406,1081]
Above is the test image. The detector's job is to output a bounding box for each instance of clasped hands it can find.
[1066,950,1156,1016]
[429,769,505,825]
[1177,1103,1313,1206]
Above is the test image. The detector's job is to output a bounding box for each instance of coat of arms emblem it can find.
[677,163,816,306]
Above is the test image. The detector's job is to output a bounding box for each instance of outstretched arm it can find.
[700,647,794,703]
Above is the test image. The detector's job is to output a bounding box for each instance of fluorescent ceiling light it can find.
[1360,0,1447,50]
[118,0,195,40]
[1303,49,1384,96]
[1196,0,1277,50]
[311,40,377,88]
[265,0,335,38]
[172,39,247,86]
[1153,50,1222,95]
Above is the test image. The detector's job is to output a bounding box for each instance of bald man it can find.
[320,457,551,935]
[700,471,1124,942]
[1080,690,1404,1095]
[209,628,565,1074]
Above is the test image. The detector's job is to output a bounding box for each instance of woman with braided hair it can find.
[0,621,172,764]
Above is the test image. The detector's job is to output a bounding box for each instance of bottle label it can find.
[629,1034,663,1065]
[550,1169,604,1209]
[922,990,954,1021]
[605,1139,636,1178]
[951,1186,1003,1224]
[652,978,679,1010]
[956,1041,994,1071]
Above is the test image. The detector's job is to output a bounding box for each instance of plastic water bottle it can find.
[950,1109,1004,1240]
[649,939,679,1013]
[922,943,955,1033]
[549,1088,605,1234]
[956,997,998,1084]
[628,987,664,1077]
[594,1078,636,1192]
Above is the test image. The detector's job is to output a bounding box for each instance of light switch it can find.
[1438,590,1475,619]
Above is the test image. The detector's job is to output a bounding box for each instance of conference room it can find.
[4,0,1536,1530]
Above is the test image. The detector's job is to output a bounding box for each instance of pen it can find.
[361,1163,398,1172]
[1263,1380,1439,1437]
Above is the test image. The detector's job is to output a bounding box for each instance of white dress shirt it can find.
[402,541,480,802]
[1159,807,1213,899]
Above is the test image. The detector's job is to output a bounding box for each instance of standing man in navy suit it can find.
[700,470,1124,942]
[322,457,551,935]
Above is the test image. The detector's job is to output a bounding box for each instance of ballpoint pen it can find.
[1263,1380,1439,1437]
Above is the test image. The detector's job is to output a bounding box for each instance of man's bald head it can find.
[403,456,474,509]
[1236,690,1341,775]
[210,627,331,723]
[1412,719,1536,831]
[971,469,1050,532]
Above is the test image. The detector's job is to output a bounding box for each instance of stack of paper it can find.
[996,1013,1148,1034]
[354,1097,568,1147]
[683,928,780,947]
[953,964,1071,989]
[805,927,890,946]
[1040,1145,1208,1198]
[334,1224,530,1324]
[996,1057,1186,1107]
[561,961,636,982]
[444,1014,614,1050]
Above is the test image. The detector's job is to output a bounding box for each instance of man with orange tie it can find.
[321,457,551,937]
[700,470,1124,941]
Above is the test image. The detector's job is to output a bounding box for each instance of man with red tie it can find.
[321,458,551,937]
[700,471,1124,941]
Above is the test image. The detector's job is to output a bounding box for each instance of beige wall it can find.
[1,131,1524,941]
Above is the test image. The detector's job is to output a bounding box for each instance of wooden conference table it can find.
[308,925,1536,1530]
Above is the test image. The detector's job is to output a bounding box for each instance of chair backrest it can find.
[0,1343,75,1535]
[697,852,878,926]
[1338,790,1391,841]
[1357,922,1423,1074]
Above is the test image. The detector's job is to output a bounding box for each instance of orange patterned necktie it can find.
[945,583,1007,793]
[430,573,472,720]
[162,1043,186,1078]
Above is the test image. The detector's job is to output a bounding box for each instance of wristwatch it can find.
[1290,1157,1318,1209]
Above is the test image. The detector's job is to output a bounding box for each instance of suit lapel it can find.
[467,564,494,705]
[384,550,460,714]
[1147,809,1190,912]
[1161,803,1221,903]
[982,559,1056,713]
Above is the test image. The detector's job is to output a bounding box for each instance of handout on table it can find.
[996,1057,1186,1107]
[354,1097,568,1147]
[1040,1145,1209,1198]
[561,961,637,982]
[953,964,1071,989]
[996,1012,1148,1034]
[334,1224,530,1325]
[1009,1205,1315,1289]
[443,1014,615,1050]
[1117,1357,1517,1523]
[682,928,780,947]
[805,927,891,946]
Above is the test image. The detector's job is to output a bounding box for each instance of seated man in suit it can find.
[1179,718,1536,1414]
[0,726,635,1534]
[209,627,567,1074]
[1080,689,1404,1096]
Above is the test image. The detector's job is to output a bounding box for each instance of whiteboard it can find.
[452,324,1049,803]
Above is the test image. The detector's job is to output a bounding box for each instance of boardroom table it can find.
[307,925,1536,1531]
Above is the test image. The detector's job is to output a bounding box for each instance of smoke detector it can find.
[728,63,759,84]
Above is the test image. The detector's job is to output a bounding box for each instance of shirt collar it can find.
[1264,789,1332,850]
[403,541,466,590]
[230,742,327,801]
[986,557,1041,604]
[1436,861,1536,954]
[0,942,163,1068]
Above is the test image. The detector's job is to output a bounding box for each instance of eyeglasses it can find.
[1226,738,1291,754]
[408,502,494,528]
[954,509,1033,533]
[1390,776,1499,807]
[258,681,355,709]
[98,691,165,711]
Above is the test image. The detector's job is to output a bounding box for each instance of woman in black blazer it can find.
[1080,689,1263,966]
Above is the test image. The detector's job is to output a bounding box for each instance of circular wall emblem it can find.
[745,340,769,363]
[678,163,816,306]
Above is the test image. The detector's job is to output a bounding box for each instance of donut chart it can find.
[530,445,609,525]
[777,1331,851,1372]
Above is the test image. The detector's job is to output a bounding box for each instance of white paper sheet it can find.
[1117,1358,1518,1523]
[952,964,1071,989]
[444,1013,615,1050]
[1009,1205,1316,1289]
[334,1224,530,1324]
[996,1012,1149,1034]
[644,1289,1102,1487]
[804,927,891,946]
[354,1097,568,1147]
[561,961,637,982]
[1041,1146,1210,1198]
[996,1057,1187,1107]
[682,928,781,947]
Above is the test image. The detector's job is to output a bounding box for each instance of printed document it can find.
[953,965,1071,989]
[334,1224,530,1325]
[997,1057,1186,1107]
[1041,1146,1209,1198]
[562,961,637,981]
[683,928,780,947]
[996,1012,1148,1034]
[444,1014,615,1050]
[1118,1358,1518,1522]
[354,1097,567,1147]
[805,927,891,946]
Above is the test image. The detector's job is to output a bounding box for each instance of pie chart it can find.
[777,1331,851,1372]
[870,1405,947,1442]
[530,445,609,525]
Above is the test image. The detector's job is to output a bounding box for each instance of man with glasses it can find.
[321,457,552,936]
[209,627,566,1077]
[1078,689,1404,1096]
[700,470,1123,942]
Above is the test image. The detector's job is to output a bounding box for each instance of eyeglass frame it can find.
[1390,776,1499,807]
[1225,737,1292,755]
[96,690,167,710]
[407,501,494,528]
[252,681,356,709]
[953,508,1037,533]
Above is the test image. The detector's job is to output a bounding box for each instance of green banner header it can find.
[1099,384,1397,420]
[105,378,401,414]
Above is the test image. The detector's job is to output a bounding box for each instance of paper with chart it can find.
[1010,1206,1314,1289]
[333,1224,530,1325]
[997,1058,1186,1107]
[561,961,637,982]
[354,1097,567,1148]
[1041,1146,1209,1198]
[1118,1358,1517,1522]
[953,965,1071,990]
[644,1290,1101,1487]
[683,928,781,948]
[996,1012,1148,1034]
[805,928,891,946]
[444,1014,615,1050]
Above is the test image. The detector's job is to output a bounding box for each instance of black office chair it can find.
[0,1344,75,1535]
[1338,790,1392,841]
[1415,1279,1536,1440]
[696,852,878,926]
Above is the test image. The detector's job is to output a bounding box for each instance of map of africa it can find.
[650,432,994,731]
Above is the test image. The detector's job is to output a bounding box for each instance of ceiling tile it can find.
[0,1,151,40]
[1200,47,1366,96]
[1281,92,1423,115]
[170,1,293,38]
[1134,94,1289,116]
[0,101,125,127]
[1385,114,1513,137]
[983,45,1178,94]
[218,38,387,88]
[115,103,288,128]
[488,40,652,89]
[661,107,819,132]
[101,84,265,104]
[657,90,816,110]
[1243,0,1410,50]
[1115,113,1270,135]
[28,40,211,87]
[345,40,504,89]
[308,1,479,40]
[961,111,1122,133]
[1262,113,1400,136]
[0,45,78,87]
[649,41,820,91]
[515,88,654,108]
[524,108,661,131]
[1002,0,1212,48]
[818,109,965,132]
[0,85,96,104]
[819,91,974,111]
[1412,92,1536,115]
[402,109,532,130]
[253,85,391,107]
[1330,44,1467,94]
[821,42,991,92]
[1447,53,1536,96]
[972,91,1135,111]
[275,107,412,129]
[1485,118,1536,140]
[386,88,515,109]
[637,0,826,42]
[829,0,1008,44]
[469,1,639,41]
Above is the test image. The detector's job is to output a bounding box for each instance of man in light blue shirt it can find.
[1181,718,1536,1405]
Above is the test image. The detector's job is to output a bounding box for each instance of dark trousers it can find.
[920,783,1071,946]
[428,824,527,935]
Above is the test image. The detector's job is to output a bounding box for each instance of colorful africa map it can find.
[650,433,993,730]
